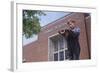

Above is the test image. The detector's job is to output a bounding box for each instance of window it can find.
[53,40,58,52]
[54,53,58,61]
[49,35,69,61]
[59,36,64,50]
[65,50,70,59]
[59,51,64,61]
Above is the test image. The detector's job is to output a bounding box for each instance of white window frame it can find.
[49,33,69,61]
[11,1,97,71]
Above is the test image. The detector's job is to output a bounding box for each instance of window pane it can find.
[59,37,64,50]
[65,50,70,59]
[53,40,58,52]
[54,53,58,61]
[59,51,64,61]
[64,38,68,49]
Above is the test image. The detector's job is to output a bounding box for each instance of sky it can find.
[23,11,70,46]
[39,11,69,27]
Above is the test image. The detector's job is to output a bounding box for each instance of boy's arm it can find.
[69,27,80,38]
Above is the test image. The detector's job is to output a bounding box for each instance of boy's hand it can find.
[58,30,65,34]
[58,29,69,37]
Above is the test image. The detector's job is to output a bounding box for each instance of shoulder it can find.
[76,27,80,32]
[73,27,80,32]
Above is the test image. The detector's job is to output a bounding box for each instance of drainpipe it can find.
[83,13,91,59]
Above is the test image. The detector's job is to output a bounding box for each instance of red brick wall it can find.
[23,13,91,62]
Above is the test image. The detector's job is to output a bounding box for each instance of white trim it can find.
[48,33,69,61]
[12,1,97,71]
[11,1,17,71]
[48,33,59,61]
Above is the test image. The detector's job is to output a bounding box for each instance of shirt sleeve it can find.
[69,27,80,38]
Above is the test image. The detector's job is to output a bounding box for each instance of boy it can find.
[58,19,81,60]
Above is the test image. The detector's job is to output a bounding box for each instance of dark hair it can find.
[67,19,76,25]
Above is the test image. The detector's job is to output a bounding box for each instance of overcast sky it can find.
[23,11,70,46]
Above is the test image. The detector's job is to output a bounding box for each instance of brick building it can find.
[23,12,91,62]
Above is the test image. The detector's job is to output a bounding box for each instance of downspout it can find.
[83,13,91,59]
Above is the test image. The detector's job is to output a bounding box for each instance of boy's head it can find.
[67,19,76,29]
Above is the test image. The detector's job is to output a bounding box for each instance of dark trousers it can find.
[69,49,80,60]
